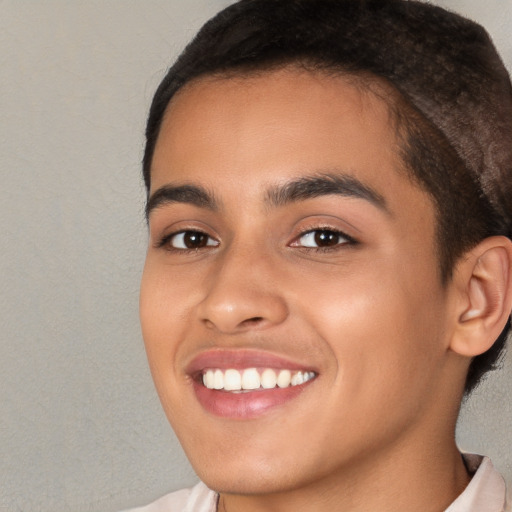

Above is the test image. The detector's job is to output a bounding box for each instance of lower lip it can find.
[192,380,312,419]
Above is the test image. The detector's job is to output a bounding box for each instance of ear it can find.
[449,236,512,357]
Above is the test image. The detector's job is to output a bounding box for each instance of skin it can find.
[140,68,474,512]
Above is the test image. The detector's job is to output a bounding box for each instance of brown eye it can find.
[296,229,350,248]
[314,230,341,247]
[170,231,218,250]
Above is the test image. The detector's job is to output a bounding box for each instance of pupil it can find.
[314,230,338,247]
[184,231,207,249]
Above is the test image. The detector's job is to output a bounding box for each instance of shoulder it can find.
[121,482,217,512]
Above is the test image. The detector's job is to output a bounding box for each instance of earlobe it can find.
[450,236,512,357]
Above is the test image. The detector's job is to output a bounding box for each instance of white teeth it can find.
[203,370,214,389]
[224,369,242,391]
[213,369,224,390]
[241,368,260,390]
[261,368,278,389]
[202,368,316,391]
[277,369,291,388]
[303,371,315,383]
[291,371,304,386]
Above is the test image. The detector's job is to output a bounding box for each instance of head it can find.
[139,0,512,499]
[142,0,512,395]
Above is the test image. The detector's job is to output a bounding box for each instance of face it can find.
[140,68,460,494]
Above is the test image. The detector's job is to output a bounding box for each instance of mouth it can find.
[187,350,318,418]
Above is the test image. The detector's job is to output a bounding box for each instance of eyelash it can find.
[156,227,357,253]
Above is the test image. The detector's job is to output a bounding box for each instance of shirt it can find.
[123,455,509,512]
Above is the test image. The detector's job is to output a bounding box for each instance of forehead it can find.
[150,67,422,214]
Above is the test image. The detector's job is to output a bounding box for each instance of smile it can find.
[187,350,319,418]
[202,368,317,391]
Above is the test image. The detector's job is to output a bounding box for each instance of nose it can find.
[197,245,289,334]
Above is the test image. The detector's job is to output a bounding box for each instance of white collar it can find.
[445,454,508,512]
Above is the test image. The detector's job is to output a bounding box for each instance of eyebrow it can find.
[146,184,217,219]
[265,172,388,212]
[146,172,388,220]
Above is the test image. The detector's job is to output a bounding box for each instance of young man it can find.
[131,1,512,510]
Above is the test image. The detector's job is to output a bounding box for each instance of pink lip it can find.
[186,349,315,374]
[192,382,312,418]
[186,349,317,419]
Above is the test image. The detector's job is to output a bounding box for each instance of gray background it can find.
[0,1,510,511]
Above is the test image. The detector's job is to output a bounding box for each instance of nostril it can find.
[203,319,216,329]
[202,316,263,330]
[243,317,264,326]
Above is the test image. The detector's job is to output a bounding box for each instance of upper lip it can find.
[185,348,318,377]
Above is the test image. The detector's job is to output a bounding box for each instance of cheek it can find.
[139,262,186,374]
[293,259,446,400]
[139,262,198,428]
[140,258,196,332]
[139,259,214,401]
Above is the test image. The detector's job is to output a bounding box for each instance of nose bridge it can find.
[198,238,288,333]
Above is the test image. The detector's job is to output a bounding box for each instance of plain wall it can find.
[0,1,510,511]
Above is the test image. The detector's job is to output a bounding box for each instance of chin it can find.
[184,435,335,497]
[196,463,306,496]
